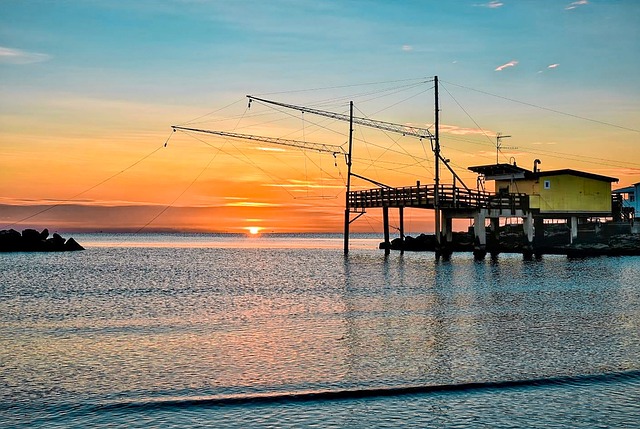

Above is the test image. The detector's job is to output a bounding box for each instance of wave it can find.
[95,369,640,411]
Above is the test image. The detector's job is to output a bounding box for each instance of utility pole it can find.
[343,101,354,255]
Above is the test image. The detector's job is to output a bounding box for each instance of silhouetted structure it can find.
[0,229,84,252]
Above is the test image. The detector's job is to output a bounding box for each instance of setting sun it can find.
[248,226,261,235]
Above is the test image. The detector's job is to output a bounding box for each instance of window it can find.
[543,180,551,189]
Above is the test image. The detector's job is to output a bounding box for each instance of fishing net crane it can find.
[171,126,347,157]
[247,77,470,253]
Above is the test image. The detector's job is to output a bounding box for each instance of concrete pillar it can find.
[440,211,453,260]
[523,212,534,259]
[570,216,578,244]
[488,217,500,258]
[534,217,545,257]
[473,209,487,260]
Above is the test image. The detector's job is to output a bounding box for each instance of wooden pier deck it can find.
[347,184,529,212]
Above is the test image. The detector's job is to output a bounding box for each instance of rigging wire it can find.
[442,80,640,134]
[178,98,245,126]
[178,130,297,198]
[441,83,495,147]
[136,150,218,233]
[305,81,432,110]
[1,132,174,229]
[253,76,434,97]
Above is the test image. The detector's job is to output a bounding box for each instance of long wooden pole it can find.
[343,101,354,255]
[434,76,441,256]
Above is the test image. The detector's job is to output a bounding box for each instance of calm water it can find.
[1,233,639,428]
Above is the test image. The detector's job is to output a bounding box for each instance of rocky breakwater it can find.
[0,228,84,252]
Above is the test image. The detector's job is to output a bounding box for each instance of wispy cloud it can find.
[440,124,496,137]
[0,46,51,64]
[565,0,588,10]
[538,63,559,73]
[495,60,518,71]
[401,45,413,52]
[474,1,504,8]
[224,201,281,207]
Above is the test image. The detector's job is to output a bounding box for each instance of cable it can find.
[442,80,640,133]
[1,136,172,230]
[253,77,434,97]
[136,150,218,233]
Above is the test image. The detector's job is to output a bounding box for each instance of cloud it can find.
[565,0,588,10]
[224,201,281,207]
[440,124,496,136]
[0,46,51,64]
[474,1,504,8]
[548,63,560,69]
[257,146,286,152]
[495,60,518,71]
[401,45,413,52]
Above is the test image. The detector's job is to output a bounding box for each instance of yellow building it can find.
[468,164,618,218]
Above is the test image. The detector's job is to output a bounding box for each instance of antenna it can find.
[495,132,516,164]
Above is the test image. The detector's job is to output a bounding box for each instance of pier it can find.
[176,76,627,259]
[347,183,532,259]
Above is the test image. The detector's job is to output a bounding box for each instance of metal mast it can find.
[344,101,354,255]
[434,76,441,251]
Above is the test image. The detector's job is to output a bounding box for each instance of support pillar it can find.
[534,217,544,257]
[570,216,578,244]
[382,206,390,255]
[399,206,405,254]
[473,209,487,260]
[488,217,500,259]
[522,212,534,259]
[343,209,350,255]
[440,211,453,260]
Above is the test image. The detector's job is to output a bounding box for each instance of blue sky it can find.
[3,1,638,100]
[1,0,639,232]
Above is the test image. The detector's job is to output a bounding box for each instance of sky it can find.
[1,0,639,234]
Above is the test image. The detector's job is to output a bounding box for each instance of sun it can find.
[248,226,261,235]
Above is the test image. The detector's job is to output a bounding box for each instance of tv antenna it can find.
[496,132,517,164]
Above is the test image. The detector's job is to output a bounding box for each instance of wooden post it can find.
[399,206,405,254]
[383,206,390,255]
[434,76,441,259]
[343,101,354,255]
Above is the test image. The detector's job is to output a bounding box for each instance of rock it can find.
[64,237,84,251]
[0,229,22,251]
[51,233,65,247]
[0,228,84,252]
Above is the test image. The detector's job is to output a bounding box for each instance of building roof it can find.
[468,163,618,183]
[613,184,640,193]
[532,169,618,183]
[468,163,530,177]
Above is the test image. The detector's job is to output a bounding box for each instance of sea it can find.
[1,233,639,428]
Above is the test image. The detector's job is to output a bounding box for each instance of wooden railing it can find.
[348,184,529,211]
